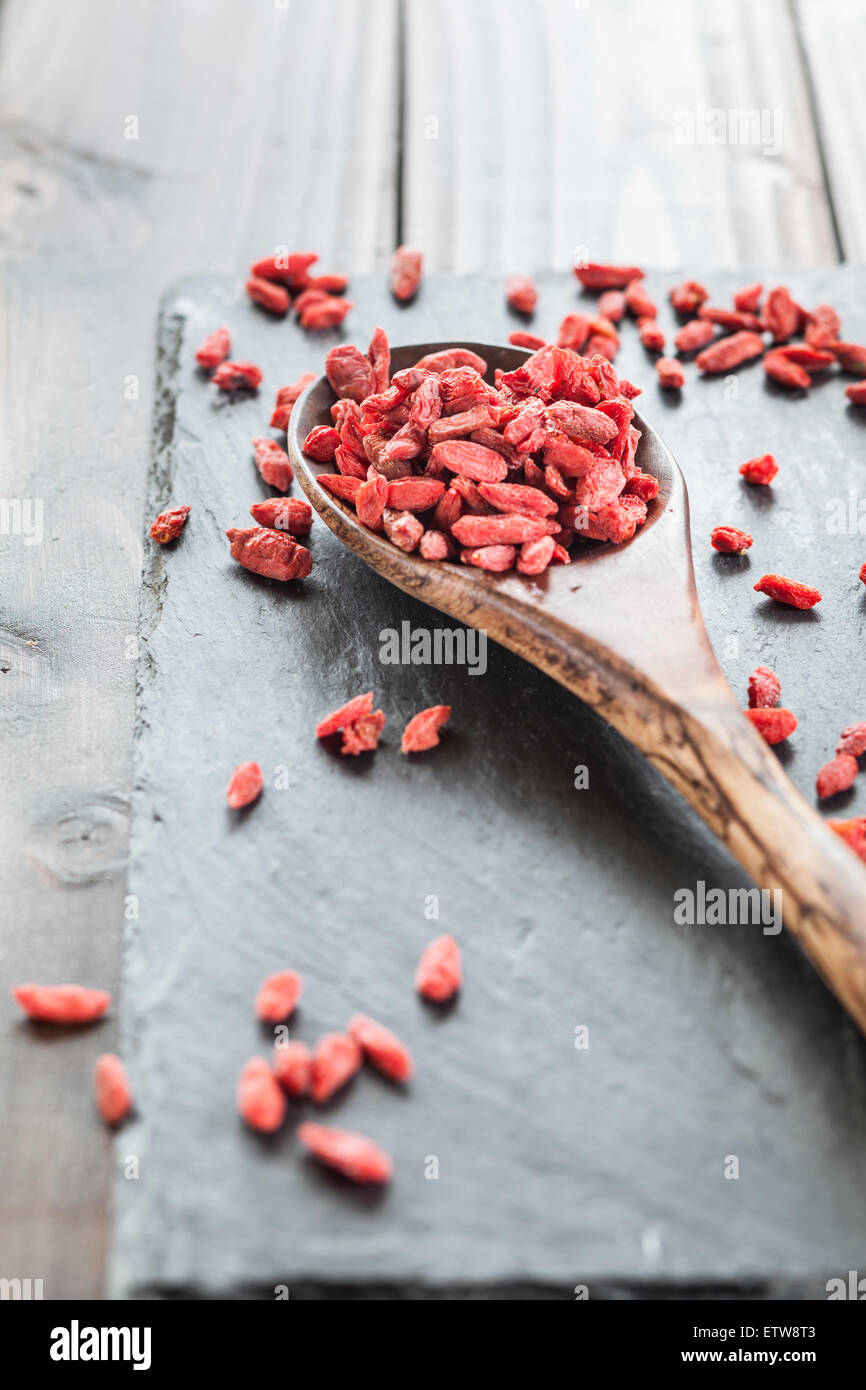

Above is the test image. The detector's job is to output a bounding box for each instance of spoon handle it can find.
[636,681,866,1032]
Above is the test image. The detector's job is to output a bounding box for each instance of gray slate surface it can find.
[112,271,866,1298]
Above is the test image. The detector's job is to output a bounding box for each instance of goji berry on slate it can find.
[775,343,835,372]
[347,1014,414,1082]
[656,357,685,389]
[150,505,190,543]
[508,331,547,350]
[401,704,451,754]
[341,707,386,756]
[699,306,763,334]
[674,318,715,354]
[293,287,329,318]
[316,692,374,738]
[237,1057,286,1133]
[94,1054,132,1126]
[251,251,318,287]
[557,313,591,351]
[860,561,866,585]
[733,283,763,314]
[297,1122,393,1183]
[837,722,866,758]
[246,275,290,316]
[461,543,517,571]
[300,297,353,331]
[310,1032,362,1103]
[271,373,316,430]
[273,1041,312,1098]
[744,708,798,744]
[834,343,866,374]
[598,290,626,323]
[195,327,230,369]
[250,498,313,536]
[817,754,858,800]
[255,970,302,1023]
[754,573,822,609]
[739,453,778,485]
[226,527,312,581]
[696,331,764,373]
[711,525,753,554]
[764,350,809,390]
[575,262,644,289]
[415,935,462,1002]
[325,344,376,402]
[12,983,111,1024]
[748,666,781,709]
[213,361,263,392]
[639,319,665,352]
[764,286,799,342]
[308,272,350,294]
[829,817,866,862]
[845,382,866,405]
[669,280,709,315]
[625,280,657,319]
[252,437,293,491]
[506,275,538,314]
[226,761,263,809]
[390,244,423,301]
[804,305,841,349]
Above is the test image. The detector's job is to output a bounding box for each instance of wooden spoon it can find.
[290,341,866,1034]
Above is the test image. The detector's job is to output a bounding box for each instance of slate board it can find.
[112,271,866,1299]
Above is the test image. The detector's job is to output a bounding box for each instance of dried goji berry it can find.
[318,474,362,503]
[270,373,316,430]
[195,327,230,369]
[252,437,293,491]
[860,561,866,585]
[316,692,374,739]
[477,481,557,518]
[625,279,657,319]
[506,275,538,314]
[744,708,797,744]
[754,573,822,609]
[414,347,487,375]
[517,534,556,574]
[386,477,446,511]
[227,526,312,581]
[335,444,367,480]
[557,313,591,351]
[774,343,835,372]
[639,319,665,352]
[251,251,318,287]
[829,816,866,862]
[597,290,626,323]
[764,285,799,342]
[246,275,290,316]
[356,472,389,531]
[401,704,451,754]
[452,513,549,546]
[575,262,644,290]
[325,344,376,402]
[696,331,764,373]
[624,471,659,502]
[12,983,111,1024]
[837,722,866,758]
[669,280,709,315]
[430,440,508,483]
[748,666,781,709]
[711,525,753,554]
[297,1122,393,1183]
[508,331,547,350]
[94,1054,132,1126]
[764,350,809,390]
[415,934,461,1002]
[300,297,353,331]
[213,361,263,392]
[255,970,302,1023]
[461,544,517,571]
[308,272,350,294]
[226,761,263,809]
[419,529,454,560]
[656,357,685,389]
[390,244,423,301]
[310,1032,362,1103]
[237,1057,286,1132]
[699,306,763,334]
[817,754,858,800]
[340,707,385,756]
[347,1014,414,1082]
[733,283,762,314]
[383,507,424,552]
[292,287,330,318]
[674,318,715,354]
[804,305,841,349]
[845,382,866,405]
[834,342,866,374]
[273,1040,312,1098]
[739,453,778,485]
[249,498,312,536]
[150,505,190,543]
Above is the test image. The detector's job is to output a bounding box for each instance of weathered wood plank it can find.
[403,0,838,272]
[795,0,866,264]
[0,0,398,1298]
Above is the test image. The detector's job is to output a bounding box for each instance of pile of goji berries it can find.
[235,935,461,1183]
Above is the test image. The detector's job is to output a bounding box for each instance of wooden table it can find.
[0,0,863,1299]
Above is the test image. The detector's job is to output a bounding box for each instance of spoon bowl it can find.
[290,340,866,1034]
